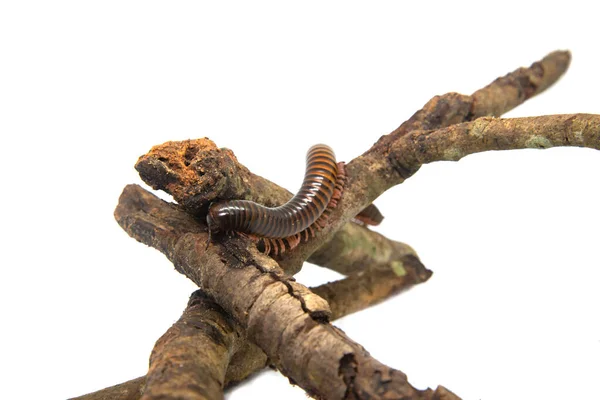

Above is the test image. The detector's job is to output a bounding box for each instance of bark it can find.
[140,290,242,400]
[71,252,430,400]
[113,184,457,400]
[309,223,418,276]
[70,377,146,400]
[389,114,600,165]
[77,50,589,400]
[133,138,409,276]
[279,113,600,278]
[275,51,575,270]
[312,254,431,320]
[133,51,571,274]
[370,50,571,153]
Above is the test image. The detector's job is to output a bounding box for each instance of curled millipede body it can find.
[207,144,345,255]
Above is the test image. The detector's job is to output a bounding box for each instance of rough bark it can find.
[140,290,242,400]
[309,223,418,276]
[312,254,431,320]
[133,138,401,276]
[71,252,431,400]
[370,50,571,153]
[133,51,571,274]
[274,52,575,270]
[75,50,590,400]
[113,184,457,400]
[389,113,600,165]
[277,113,600,276]
[70,377,146,400]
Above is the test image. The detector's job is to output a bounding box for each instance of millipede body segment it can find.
[207,145,342,251]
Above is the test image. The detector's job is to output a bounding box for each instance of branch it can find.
[389,114,600,165]
[140,290,242,400]
[312,254,431,320]
[370,50,571,153]
[113,184,457,400]
[283,113,600,273]
[309,223,418,275]
[133,51,571,275]
[95,51,578,400]
[134,138,408,275]
[277,53,579,268]
[70,377,145,400]
[69,289,247,400]
[70,250,430,400]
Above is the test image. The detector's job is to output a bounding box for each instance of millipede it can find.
[206,144,345,255]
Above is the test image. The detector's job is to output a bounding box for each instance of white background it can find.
[1,2,599,399]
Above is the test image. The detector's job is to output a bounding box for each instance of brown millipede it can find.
[206,144,345,255]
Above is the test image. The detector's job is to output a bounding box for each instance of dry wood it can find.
[140,290,241,400]
[71,251,431,400]
[112,184,456,399]
[71,50,599,400]
[133,51,571,274]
